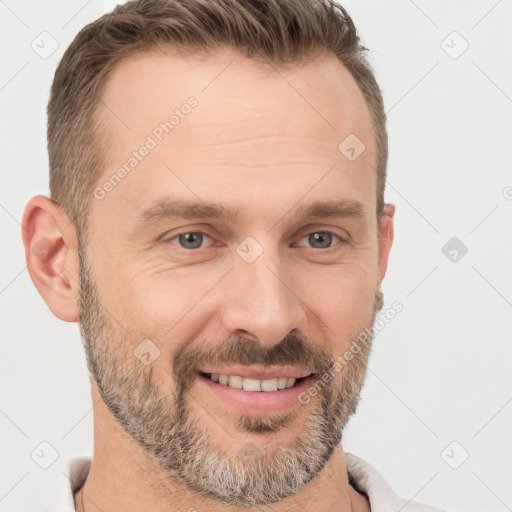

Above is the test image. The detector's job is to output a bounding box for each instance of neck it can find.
[74,386,368,512]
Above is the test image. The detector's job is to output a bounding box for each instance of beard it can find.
[77,237,383,508]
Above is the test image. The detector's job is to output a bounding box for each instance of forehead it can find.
[93,49,377,226]
[100,48,374,145]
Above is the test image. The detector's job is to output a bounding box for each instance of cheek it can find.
[300,263,378,349]
[109,267,214,358]
[90,248,188,324]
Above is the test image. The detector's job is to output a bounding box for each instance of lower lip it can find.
[195,373,316,415]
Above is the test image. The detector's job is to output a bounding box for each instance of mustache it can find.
[172,332,334,392]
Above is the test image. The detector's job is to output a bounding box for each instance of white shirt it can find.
[39,453,446,512]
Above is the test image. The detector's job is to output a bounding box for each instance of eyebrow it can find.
[136,197,365,227]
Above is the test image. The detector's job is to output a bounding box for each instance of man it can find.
[22,0,445,510]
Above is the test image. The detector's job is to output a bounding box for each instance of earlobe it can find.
[377,203,395,282]
[22,195,80,322]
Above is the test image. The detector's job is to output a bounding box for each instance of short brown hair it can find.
[48,0,387,235]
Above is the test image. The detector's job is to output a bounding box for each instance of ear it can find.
[21,195,80,322]
[377,203,395,282]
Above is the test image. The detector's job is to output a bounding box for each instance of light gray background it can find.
[1,1,511,511]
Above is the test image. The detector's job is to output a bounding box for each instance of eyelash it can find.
[164,230,345,251]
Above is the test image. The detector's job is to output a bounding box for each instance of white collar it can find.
[344,453,445,511]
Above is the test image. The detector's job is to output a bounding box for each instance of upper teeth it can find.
[208,374,297,392]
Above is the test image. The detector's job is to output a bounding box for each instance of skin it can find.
[22,48,394,512]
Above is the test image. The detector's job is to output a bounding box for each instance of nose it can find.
[219,241,306,348]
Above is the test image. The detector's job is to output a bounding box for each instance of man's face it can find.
[80,49,389,507]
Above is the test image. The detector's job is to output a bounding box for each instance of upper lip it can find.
[199,365,312,380]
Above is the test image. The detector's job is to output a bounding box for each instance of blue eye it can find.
[296,231,342,249]
[165,230,343,251]
[168,232,213,250]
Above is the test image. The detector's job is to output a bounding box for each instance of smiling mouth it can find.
[200,372,311,392]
